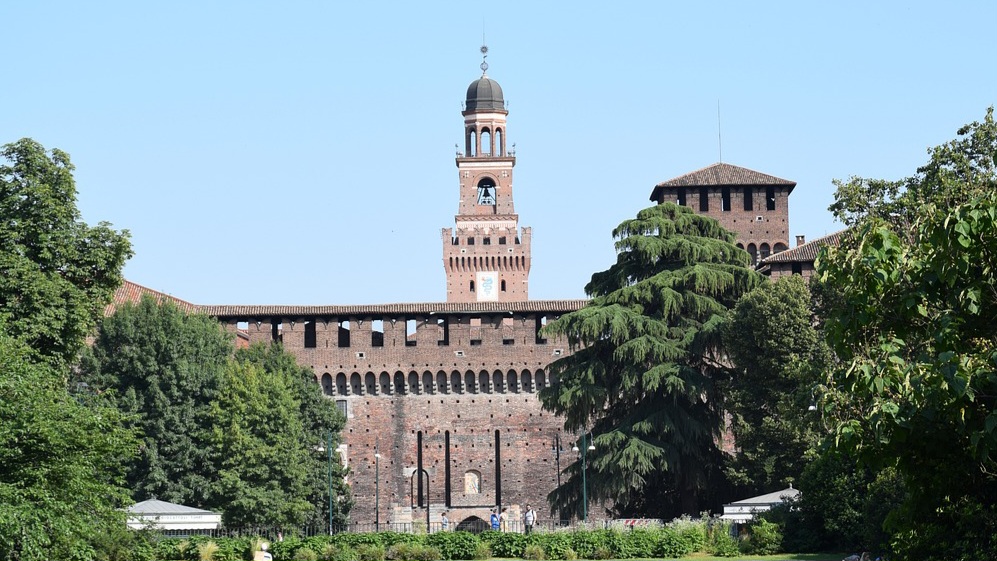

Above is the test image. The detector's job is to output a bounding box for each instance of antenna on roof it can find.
[717,99,723,163]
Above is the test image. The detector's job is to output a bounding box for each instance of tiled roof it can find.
[107,280,197,316]
[650,162,796,201]
[197,299,589,319]
[761,230,845,264]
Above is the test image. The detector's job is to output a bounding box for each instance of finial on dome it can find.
[480,44,489,76]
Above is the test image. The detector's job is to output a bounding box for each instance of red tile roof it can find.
[106,280,197,316]
[761,230,845,264]
[197,299,589,319]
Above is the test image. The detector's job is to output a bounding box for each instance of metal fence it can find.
[153,518,611,539]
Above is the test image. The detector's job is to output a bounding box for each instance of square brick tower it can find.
[649,162,796,265]
[442,48,531,303]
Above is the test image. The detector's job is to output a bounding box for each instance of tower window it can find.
[699,187,709,211]
[498,236,506,244]
[677,187,686,206]
[501,280,506,292]
[743,186,753,211]
[721,187,731,212]
[470,280,475,292]
[766,186,776,211]
[467,237,475,245]
[477,178,496,205]
[483,237,491,245]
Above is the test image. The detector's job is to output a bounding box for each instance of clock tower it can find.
[442,47,531,303]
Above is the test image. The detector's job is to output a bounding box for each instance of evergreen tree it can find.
[540,202,761,518]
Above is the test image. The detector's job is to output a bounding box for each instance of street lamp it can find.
[572,434,596,522]
[374,445,382,531]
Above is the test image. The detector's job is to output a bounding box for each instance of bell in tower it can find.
[441,46,532,303]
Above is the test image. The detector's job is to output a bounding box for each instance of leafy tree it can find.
[0,329,137,561]
[723,275,826,493]
[539,202,762,518]
[0,138,132,368]
[232,343,351,528]
[81,295,232,507]
[817,109,997,560]
[207,359,314,527]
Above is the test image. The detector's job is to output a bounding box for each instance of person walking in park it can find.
[490,508,500,531]
[441,511,449,532]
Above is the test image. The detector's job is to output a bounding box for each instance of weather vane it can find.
[480,44,489,75]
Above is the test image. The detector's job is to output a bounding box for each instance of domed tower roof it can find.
[465,76,505,112]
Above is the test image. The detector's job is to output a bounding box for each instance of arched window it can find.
[479,371,491,393]
[451,371,462,392]
[495,128,503,155]
[321,373,333,395]
[350,373,362,395]
[423,371,434,394]
[760,243,771,260]
[379,372,391,394]
[464,470,481,494]
[477,178,496,205]
[394,371,406,394]
[493,370,504,392]
[408,371,420,394]
[507,370,519,392]
[774,242,788,253]
[535,369,546,390]
[481,128,491,155]
[365,372,377,394]
[747,243,758,265]
[465,371,477,393]
[501,279,506,292]
[468,129,477,156]
[437,371,448,393]
[522,370,533,392]
[336,373,348,395]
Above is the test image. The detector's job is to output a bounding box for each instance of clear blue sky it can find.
[4,1,995,305]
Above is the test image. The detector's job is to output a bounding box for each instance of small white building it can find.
[126,499,222,531]
[721,486,800,522]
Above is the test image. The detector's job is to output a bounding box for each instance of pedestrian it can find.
[441,511,449,532]
[490,508,500,531]
[499,507,509,532]
[523,504,536,535]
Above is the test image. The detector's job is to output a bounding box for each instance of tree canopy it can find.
[0,138,132,368]
[540,202,762,518]
[817,107,997,559]
[83,296,350,528]
[723,275,826,493]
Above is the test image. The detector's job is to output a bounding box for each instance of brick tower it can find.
[442,46,531,303]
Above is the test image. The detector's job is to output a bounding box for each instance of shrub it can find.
[621,528,657,558]
[472,541,491,560]
[740,519,783,555]
[197,541,219,561]
[537,531,573,560]
[668,516,707,553]
[295,548,320,561]
[483,531,526,558]
[655,527,693,558]
[523,544,546,560]
[591,546,613,560]
[562,547,578,560]
[426,531,480,560]
[323,543,359,561]
[356,544,386,561]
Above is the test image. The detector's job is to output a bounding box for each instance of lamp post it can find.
[572,434,595,522]
[374,445,382,531]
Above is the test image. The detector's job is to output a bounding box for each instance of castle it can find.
[114,50,825,529]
